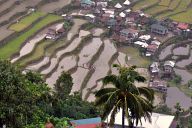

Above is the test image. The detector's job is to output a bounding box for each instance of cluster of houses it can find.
[149,60,176,93]
[74,0,192,58]
[73,0,192,93]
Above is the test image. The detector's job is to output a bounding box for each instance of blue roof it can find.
[70,117,101,125]
[80,0,93,4]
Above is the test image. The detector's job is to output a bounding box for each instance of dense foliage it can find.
[0,60,99,127]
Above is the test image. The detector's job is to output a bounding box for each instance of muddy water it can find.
[0,3,26,24]
[25,19,86,70]
[78,38,103,65]
[67,19,87,40]
[11,34,46,63]
[46,56,77,87]
[173,45,190,56]
[71,38,103,93]
[159,44,174,60]
[26,57,49,71]
[82,39,117,99]
[41,30,90,75]
[0,25,14,41]
[92,28,104,37]
[174,68,192,84]
[87,81,103,102]
[41,58,57,74]
[39,0,71,13]
[166,87,192,110]
[176,51,192,68]
[23,0,42,7]
[71,68,89,93]
[0,0,16,13]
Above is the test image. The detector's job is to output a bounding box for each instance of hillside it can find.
[132,0,192,23]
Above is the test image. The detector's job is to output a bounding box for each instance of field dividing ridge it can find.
[0,14,62,59]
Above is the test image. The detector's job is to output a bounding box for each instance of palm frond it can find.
[102,75,121,88]
[109,99,121,126]
[95,88,117,97]
[138,87,155,102]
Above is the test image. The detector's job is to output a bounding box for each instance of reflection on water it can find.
[159,44,174,60]
[166,87,192,110]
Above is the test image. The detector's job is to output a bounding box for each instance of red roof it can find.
[75,123,101,128]
[177,23,189,30]
[147,44,158,52]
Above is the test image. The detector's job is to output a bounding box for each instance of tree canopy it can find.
[95,65,154,127]
[0,60,99,127]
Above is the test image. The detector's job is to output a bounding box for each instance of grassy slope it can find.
[170,8,192,23]
[9,11,46,32]
[158,0,171,6]
[156,0,191,19]
[0,14,62,60]
[119,47,151,68]
[132,0,159,11]
[144,5,168,15]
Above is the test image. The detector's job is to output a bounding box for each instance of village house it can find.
[46,23,65,40]
[134,41,148,49]
[96,1,107,8]
[80,0,95,9]
[119,28,138,43]
[146,44,159,56]
[149,79,167,93]
[85,14,96,23]
[123,0,131,6]
[163,60,175,74]
[70,117,102,128]
[107,18,117,27]
[177,22,189,30]
[150,62,160,76]
[151,23,168,35]
[114,3,122,9]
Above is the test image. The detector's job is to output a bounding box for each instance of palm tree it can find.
[95,65,154,128]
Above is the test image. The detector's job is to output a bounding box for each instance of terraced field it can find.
[0,0,72,42]
[133,0,192,23]
[13,20,150,101]
[9,12,46,32]
[0,14,62,59]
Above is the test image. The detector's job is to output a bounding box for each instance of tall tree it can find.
[95,65,154,128]
[54,71,73,99]
[0,60,52,127]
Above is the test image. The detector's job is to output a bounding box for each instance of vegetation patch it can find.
[156,0,191,20]
[158,0,171,6]
[0,14,62,60]
[9,11,46,32]
[119,46,151,68]
[132,0,159,11]
[144,5,168,15]
[170,9,192,23]
[16,40,52,67]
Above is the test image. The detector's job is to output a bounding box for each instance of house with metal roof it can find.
[151,23,168,35]
[80,0,95,9]
[70,117,101,128]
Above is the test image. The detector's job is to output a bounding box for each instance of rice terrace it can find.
[133,0,192,23]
